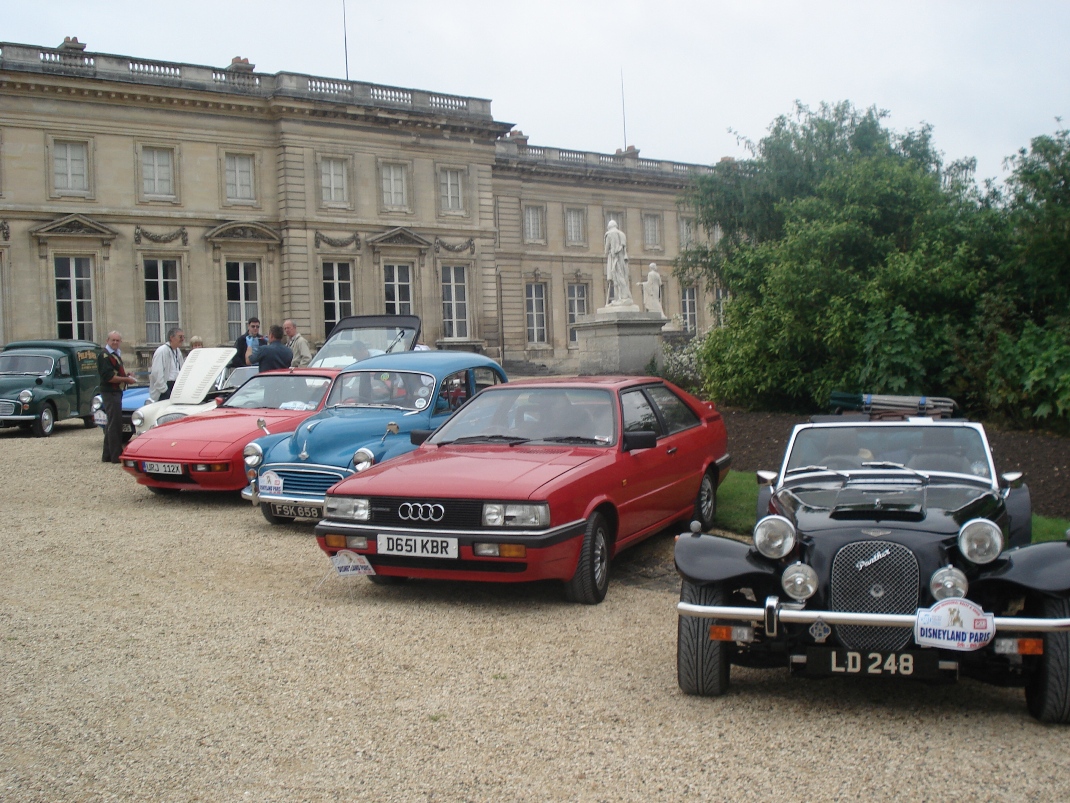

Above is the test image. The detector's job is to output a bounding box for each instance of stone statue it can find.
[638,263,665,317]
[603,220,633,306]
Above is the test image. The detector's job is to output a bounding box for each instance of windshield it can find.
[430,387,616,446]
[223,374,333,411]
[0,354,53,375]
[309,326,418,368]
[786,424,992,478]
[326,370,437,411]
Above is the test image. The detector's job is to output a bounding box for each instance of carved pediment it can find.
[204,221,282,244]
[31,214,118,240]
[366,227,433,249]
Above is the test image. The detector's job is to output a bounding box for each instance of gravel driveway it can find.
[3,424,1070,801]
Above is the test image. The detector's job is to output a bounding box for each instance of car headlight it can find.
[781,562,819,600]
[17,389,33,404]
[482,503,550,528]
[353,447,375,472]
[930,565,969,599]
[325,496,370,521]
[753,515,796,559]
[91,395,103,413]
[131,410,144,427]
[243,442,263,468]
[156,412,186,426]
[958,519,1003,564]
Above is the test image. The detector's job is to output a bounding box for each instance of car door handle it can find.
[666,446,678,455]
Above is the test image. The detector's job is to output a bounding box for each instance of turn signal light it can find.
[994,638,1044,655]
[323,534,347,549]
[709,625,754,643]
[473,543,527,558]
[192,463,229,473]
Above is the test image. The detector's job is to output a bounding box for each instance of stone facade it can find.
[0,38,714,372]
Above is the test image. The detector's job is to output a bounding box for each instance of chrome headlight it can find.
[930,565,969,599]
[91,395,103,413]
[753,515,796,559]
[131,410,145,427]
[353,447,375,472]
[17,389,33,404]
[482,503,550,528]
[958,519,1003,564]
[243,442,263,468]
[325,496,370,521]
[781,562,819,600]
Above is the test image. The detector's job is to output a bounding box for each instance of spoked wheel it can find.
[1026,595,1070,723]
[31,405,55,437]
[677,580,730,696]
[693,469,717,531]
[564,512,610,604]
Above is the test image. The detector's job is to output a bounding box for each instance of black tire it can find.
[82,416,96,429]
[564,512,611,604]
[260,505,295,525]
[368,574,408,586]
[693,469,717,531]
[147,486,180,496]
[31,404,55,437]
[1025,595,1070,723]
[677,580,730,696]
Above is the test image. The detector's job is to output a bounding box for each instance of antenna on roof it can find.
[342,0,350,81]
[620,69,628,151]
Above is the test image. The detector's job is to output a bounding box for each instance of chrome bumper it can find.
[0,415,36,422]
[678,596,1070,636]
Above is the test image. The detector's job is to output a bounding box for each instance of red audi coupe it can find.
[120,369,341,494]
[315,376,730,603]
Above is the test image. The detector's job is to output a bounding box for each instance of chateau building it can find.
[0,37,714,370]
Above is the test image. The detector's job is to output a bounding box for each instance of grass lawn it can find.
[716,470,1070,545]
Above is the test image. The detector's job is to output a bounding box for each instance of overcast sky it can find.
[6,0,1068,184]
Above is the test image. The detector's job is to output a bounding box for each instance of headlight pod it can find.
[353,447,375,472]
[781,562,819,601]
[958,518,1003,564]
[753,515,796,559]
[131,410,144,427]
[325,496,370,521]
[91,395,103,413]
[156,412,186,426]
[17,389,33,404]
[482,503,550,528]
[930,565,969,599]
[243,442,263,468]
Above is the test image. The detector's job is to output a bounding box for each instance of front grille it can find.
[275,467,349,496]
[0,401,15,416]
[368,496,486,530]
[829,540,919,651]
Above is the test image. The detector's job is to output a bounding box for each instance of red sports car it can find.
[121,369,340,494]
[314,377,731,603]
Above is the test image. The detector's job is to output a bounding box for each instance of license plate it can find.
[93,410,107,426]
[122,424,134,433]
[805,647,941,679]
[377,534,458,559]
[144,461,183,475]
[271,503,322,519]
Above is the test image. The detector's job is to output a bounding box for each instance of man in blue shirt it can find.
[230,317,267,368]
[247,324,293,371]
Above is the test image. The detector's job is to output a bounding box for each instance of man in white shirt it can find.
[283,319,312,368]
[149,327,185,401]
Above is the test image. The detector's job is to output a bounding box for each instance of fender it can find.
[674,533,777,586]
[973,541,1070,596]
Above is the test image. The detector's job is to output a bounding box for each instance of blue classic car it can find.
[242,351,507,524]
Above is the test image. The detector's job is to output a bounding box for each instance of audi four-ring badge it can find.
[315,376,731,605]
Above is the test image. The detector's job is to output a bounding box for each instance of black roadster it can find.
[675,396,1070,723]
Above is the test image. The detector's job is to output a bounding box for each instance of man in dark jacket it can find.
[98,330,139,463]
[230,317,267,368]
[247,324,293,371]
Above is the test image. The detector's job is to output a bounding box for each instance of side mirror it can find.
[756,470,778,486]
[214,396,225,406]
[410,429,433,445]
[622,430,657,451]
[1000,471,1024,489]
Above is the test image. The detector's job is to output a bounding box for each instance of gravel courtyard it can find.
[3,424,1070,802]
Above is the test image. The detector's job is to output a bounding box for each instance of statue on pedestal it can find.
[603,220,633,307]
[638,263,665,317]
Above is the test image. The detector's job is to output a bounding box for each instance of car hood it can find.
[265,407,432,464]
[169,348,234,404]
[776,480,1004,535]
[330,445,600,499]
[0,375,45,396]
[124,407,316,458]
[122,386,152,412]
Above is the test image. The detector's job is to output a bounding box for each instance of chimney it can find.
[507,129,529,147]
[227,57,255,72]
[58,37,86,51]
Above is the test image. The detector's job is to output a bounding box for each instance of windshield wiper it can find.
[861,461,928,481]
[785,465,849,478]
[436,434,531,446]
[383,330,407,353]
[537,435,605,445]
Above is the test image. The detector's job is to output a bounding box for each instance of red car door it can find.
[614,388,676,539]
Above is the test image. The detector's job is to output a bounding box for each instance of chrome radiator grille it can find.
[274,467,350,496]
[829,540,919,651]
[0,401,15,416]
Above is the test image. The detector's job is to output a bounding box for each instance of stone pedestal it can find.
[573,311,666,375]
